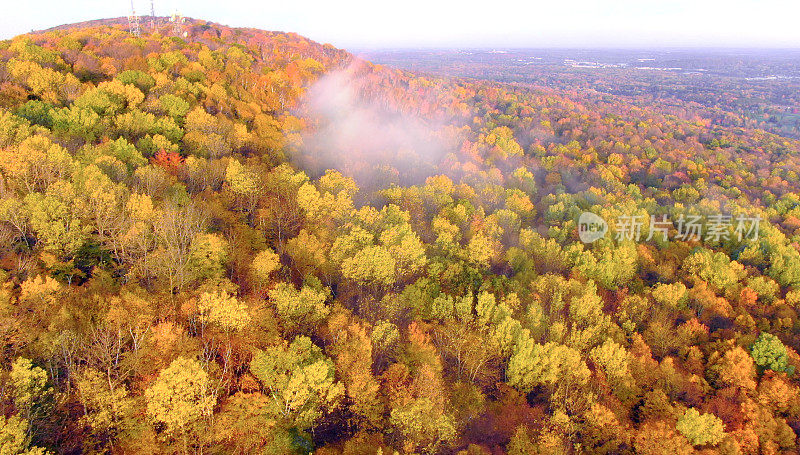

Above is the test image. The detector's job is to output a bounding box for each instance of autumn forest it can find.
[1,16,800,455]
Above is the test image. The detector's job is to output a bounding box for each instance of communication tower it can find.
[170,12,186,37]
[127,0,141,37]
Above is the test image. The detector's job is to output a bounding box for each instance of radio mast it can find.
[170,11,186,37]
[149,0,156,30]
[127,0,141,37]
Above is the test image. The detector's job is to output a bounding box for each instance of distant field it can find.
[364,48,800,138]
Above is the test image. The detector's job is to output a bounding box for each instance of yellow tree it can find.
[75,368,134,450]
[0,415,49,455]
[250,248,281,290]
[327,312,383,428]
[145,357,215,452]
[675,408,725,447]
[9,358,53,442]
[0,135,72,194]
[196,291,251,333]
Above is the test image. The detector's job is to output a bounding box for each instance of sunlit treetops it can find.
[1,18,800,454]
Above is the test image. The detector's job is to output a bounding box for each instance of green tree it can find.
[249,336,344,430]
[341,245,396,287]
[507,339,590,393]
[390,398,457,454]
[683,248,745,291]
[188,233,229,282]
[50,105,104,142]
[116,70,155,93]
[751,332,793,374]
[675,408,725,447]
[268,282,329,335]
[380,223,427,280]
[13,100,52,129]
[464,232,495,268]
[651,282,688,309]
[24,180,87,258]
[159,94,191,119]
[590,339,630,381]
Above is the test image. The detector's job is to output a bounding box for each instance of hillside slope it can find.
[1,18,800,454]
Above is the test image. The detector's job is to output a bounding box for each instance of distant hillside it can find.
[36,16,133,32]
[35,16,315,45]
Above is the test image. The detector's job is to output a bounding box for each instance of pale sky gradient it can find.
[1,0,799,49]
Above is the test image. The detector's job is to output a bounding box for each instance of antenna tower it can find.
[149,0,155,30]
[127,0,141,37]
[170,11,186,37]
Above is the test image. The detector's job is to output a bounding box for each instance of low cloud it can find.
[292,62,455,188]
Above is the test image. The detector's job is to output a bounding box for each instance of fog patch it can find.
[292,62,456,188]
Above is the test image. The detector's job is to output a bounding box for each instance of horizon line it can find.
[3,16,800,52]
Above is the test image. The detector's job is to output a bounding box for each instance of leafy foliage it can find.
[0,17,799,454]
[676,408,726,447]
[751,332,794,374]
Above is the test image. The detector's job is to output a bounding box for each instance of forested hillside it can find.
[2,18,800,454]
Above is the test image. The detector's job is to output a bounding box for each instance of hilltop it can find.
[1,18,800,454]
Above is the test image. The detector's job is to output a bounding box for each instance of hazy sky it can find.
[1,0,799,49]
